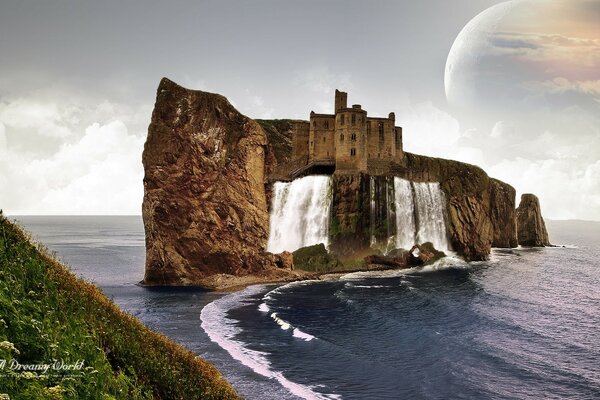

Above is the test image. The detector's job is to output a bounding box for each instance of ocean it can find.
[12,216,600,400]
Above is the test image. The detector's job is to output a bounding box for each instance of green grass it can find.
[0,212,239,400]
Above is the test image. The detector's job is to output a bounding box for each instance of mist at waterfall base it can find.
[13,215,600,399]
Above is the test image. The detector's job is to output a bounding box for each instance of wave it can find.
[265,283,319,342]
[200,286,335,400]
[415,255,472,273]
[344,282,391,289]
[258,302,270,313]
[293,328,316,341]
[339,255,475,281]
[271,312,292,330]
[262,280,321,299]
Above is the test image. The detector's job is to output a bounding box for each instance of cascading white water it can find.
[370,176,376,246]
[412,182,451,252]
[392,177,451,252]
[266,175,332,254]
[394,177,417,250]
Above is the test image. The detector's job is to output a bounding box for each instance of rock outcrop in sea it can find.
[516,194,551,247]
[142,79,550,286]
[142,78,284,285]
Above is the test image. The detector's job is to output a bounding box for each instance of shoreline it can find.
[140,262,421,293]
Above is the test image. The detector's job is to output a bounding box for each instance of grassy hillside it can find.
[0,212,239,400]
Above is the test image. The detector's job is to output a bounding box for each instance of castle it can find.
[286,90,404,178]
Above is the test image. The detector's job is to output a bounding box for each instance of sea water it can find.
[13,216,600,399]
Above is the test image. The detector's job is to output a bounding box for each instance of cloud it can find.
[398,101,461,158]
[293,66,352,95]
[0,98,77,138]
[392,98,600,220]
[244,91,275,119]
[0,122,6,151]
[487,158,600,220]
[529,77,600,97]
[487,31,600,80]
[1,120,144,215]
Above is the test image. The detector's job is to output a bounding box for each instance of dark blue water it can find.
[12,216,600,399]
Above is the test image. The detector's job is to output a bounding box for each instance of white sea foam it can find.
[340,269,412,280]
[271,312,291,330]
[340,254,472,281]
[345,282,390,289]
[293,328,316,341]
[258,303,270,313]
[200,286,335,400]
[262,280,320,302]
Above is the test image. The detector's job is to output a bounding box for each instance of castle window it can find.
[340,134,344,142]
[351,133,357,141]
[350,148,356,157]
[323,136,326,143]
[341,114,345,125]
[379,122,384,141]
[351,114,356,125]
[324,120,329,129]
[313,120,317,128]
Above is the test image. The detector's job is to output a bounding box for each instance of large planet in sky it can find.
[445,0,600,119]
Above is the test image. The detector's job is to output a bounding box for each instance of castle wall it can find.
[293,91,405,175]
[291,120,310,160]
[335,107,368,172]
[309,113,335,162]
[366,116,396,162]
[335,90,348,112]
[394,126,404,162]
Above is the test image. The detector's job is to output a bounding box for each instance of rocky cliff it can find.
[329,174,372,259]
[142,78,273,285]
[142,80,547,285]
[326,154,520,261]
[516,194,551,247]
[489,178,518,248]
[400,153,521,260]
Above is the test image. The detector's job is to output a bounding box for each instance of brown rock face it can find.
[402,153,495,261]
[517,194,551,247]
[329,174,371,259]
[142,78,271,285]
[327,154,521,261]
[489,179,518,248]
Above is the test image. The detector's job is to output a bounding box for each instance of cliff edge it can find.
[142,79,548,285]
[142,78,272,285]
[401,153,518,260]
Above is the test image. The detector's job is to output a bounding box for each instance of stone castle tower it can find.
[291,90,404,174]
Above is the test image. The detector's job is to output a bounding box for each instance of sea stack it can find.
[142,78,272,285]
[516,194,551,247]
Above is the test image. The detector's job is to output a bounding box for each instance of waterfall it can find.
[393,177,451,252]
[394,177,417,250]
[370,176,397,250]
[412,182,451,252]
[370,176,376,246]
[266,175,332,254]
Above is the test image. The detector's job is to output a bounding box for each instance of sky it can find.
[0,0,598,220]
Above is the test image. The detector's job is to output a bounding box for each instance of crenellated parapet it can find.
[286,90,404,179]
